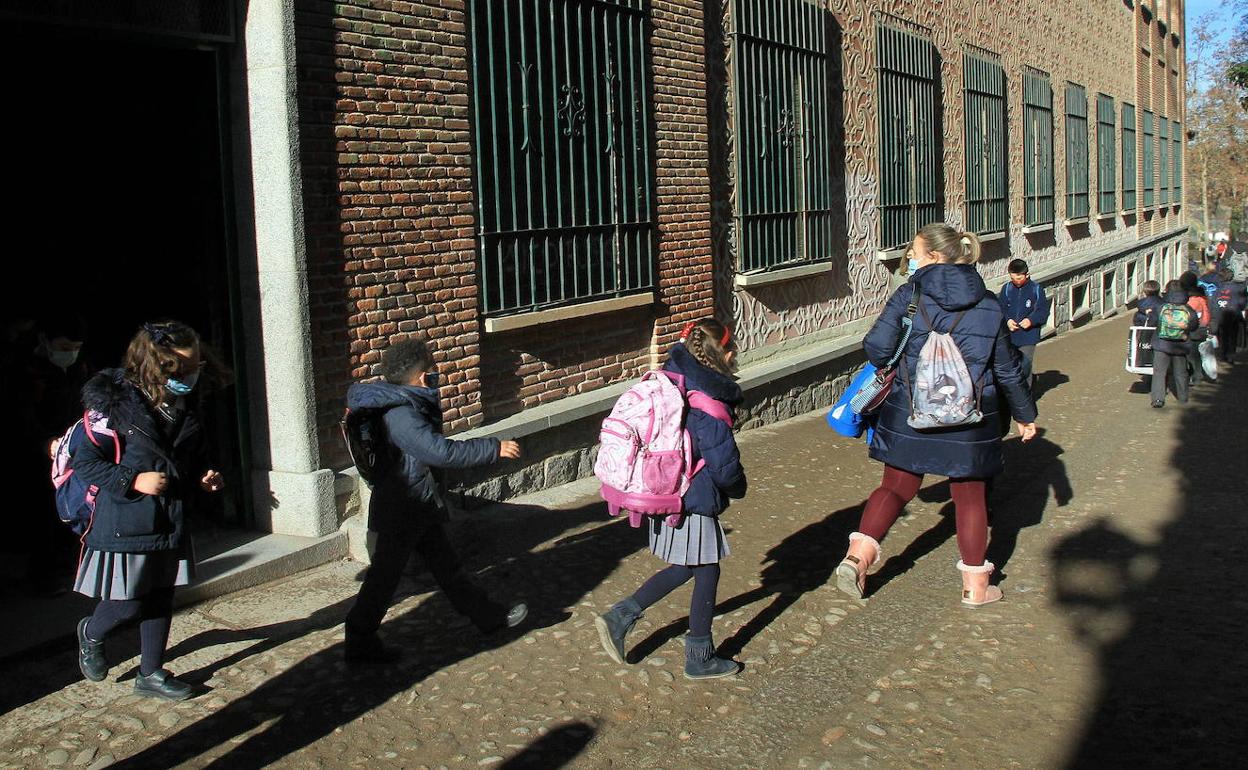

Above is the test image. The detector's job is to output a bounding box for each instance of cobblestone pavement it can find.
[2,316,1246,769]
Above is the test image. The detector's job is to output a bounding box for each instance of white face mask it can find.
[47,349,79,369]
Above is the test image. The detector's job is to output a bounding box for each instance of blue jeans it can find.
[1016,344,1036,385]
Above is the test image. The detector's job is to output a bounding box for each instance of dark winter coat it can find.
[661,344,747,517]
[1152,288,1200,355]
[866,264,1038,479]
[998,278,1050,347]
[75,369,206,553]
[1132,294,1165,327]
[346,381,500,532]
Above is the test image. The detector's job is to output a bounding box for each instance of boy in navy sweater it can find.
[998,258,1050,386]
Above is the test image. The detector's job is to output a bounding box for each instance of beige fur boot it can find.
[957,560,1003,607]
[834,532,881,599]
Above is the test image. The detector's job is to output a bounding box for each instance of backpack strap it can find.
[687,390,733,427]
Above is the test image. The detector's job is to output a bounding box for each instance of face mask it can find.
[47,349,79,369]
[165,371,200,396]
[907,257,921,275]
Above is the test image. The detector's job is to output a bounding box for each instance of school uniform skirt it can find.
[73,543,196,601]
[648,513,730,565]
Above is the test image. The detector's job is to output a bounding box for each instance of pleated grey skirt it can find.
[648,514,730,565]
[74,544,195,601]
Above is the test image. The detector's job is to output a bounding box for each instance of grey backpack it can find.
[904,303,985,430]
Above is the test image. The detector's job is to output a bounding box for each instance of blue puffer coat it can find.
[346,381,500,532]
[75,369,206,553]
[865,264,1038,479]
[661,344,747,516]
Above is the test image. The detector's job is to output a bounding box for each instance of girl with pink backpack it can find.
[594,319,747,679]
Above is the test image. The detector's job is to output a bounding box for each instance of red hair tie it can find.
[679,321,733,348]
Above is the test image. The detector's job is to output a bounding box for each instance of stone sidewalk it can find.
[2,315,1246,769]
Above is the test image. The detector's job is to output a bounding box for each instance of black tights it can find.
[631,563,721,637]
[85,587,175,676]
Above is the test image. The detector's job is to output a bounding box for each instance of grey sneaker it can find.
[505,603,528,628]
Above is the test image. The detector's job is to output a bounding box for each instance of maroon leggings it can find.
[858,465,990,566]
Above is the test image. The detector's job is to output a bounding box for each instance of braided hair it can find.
[683,318,735,377]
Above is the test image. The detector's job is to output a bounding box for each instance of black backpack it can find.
[340,407,399,486]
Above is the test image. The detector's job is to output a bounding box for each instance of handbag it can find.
[848,283,922,415]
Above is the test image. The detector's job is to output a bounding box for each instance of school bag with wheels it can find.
[340,406,399,486]
[50,411,121,535]
[1156,303,1195,341]
[595,370,732,528]
[903,304,985,430]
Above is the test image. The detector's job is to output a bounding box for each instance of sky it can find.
[1187,0,1239,89]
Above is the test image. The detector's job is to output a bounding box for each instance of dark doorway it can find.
[2,25,249,602]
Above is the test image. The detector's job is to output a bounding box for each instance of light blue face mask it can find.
[165,371,200,396]
[47,349,79,369]
[907,257,921,275]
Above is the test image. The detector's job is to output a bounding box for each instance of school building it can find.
[2,0,1188,557]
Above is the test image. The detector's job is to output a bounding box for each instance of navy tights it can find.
[85,587,175,676]
[631,563,721,637]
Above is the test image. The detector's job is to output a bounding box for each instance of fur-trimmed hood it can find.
[81,368,148,425]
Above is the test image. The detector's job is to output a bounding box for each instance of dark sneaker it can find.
[134,669,193,701]
[77,618,108,682]
[505,603,528,629]
[344,633,401,665]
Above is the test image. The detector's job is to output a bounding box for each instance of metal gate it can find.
[731,0,836,272]
[876,21,939,250]
[963,49,1007,235]
[1122,103,1137,210]
[469,0,655,317]
[1096,93,1116,215]
[1023,68,1054,226]
[1064,82,1089,220]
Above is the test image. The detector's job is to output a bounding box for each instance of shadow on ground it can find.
[1054,354,1248,767]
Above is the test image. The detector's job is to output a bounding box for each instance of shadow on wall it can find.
[1052,353,1248,768]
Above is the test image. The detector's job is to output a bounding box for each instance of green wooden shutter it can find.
[1064,82,1089,220]
[732,0,836,272]
[1158,117,1169,205]
[964,50,1007,234]
[1096,93,1116,215]
[1122,103,1136,210]
[877,23,939,249]
[1023,69,1054,226]
[1172,118,1182,203]
[1142,110,1155,208]
[469,0,654,317]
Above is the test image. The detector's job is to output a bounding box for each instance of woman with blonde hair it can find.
[837,224,1038,607]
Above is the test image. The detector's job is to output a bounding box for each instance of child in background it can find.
[999,259,1050,387]
[1133,280,1164,327]
[595,319,747,680]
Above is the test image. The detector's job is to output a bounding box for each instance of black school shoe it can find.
[134,669,194,701]
[77,618,109,682]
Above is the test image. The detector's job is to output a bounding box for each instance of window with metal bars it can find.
[1122,103,1136,210]
[963,50,1007,235]
[1023,69,1054,226]
[1064,82,1089,220]
[732,0,836,272]
[1096,94,1116,215]
[1142,110,1155,207]
[468,0,655,318]
[876,22,940,250]
[1172,118,1182,204]
[1158,117,1170,205]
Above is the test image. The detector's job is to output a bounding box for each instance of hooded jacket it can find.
[74,369,206,553]
[1152,288,1199,355]
[865,264,1038,479]
[346,381,500,532]
[661,344,747,517]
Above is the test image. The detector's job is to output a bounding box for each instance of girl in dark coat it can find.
[72,321,227,700]
[595,319,748,679]
[836,224,1038,608]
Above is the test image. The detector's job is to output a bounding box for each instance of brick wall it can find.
[295,0,482,468]
[295,0,714,467]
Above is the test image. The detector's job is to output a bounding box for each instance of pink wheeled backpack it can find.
[594,370,732,528]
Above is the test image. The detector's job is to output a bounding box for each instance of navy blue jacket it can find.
[867,264,1038,479]
[661,344,747,517]
[998,278,1050,347]
[346,381,500,532]
[1133,294,1164,327]
[1152,289,1199,355]
[75,370,206,553]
